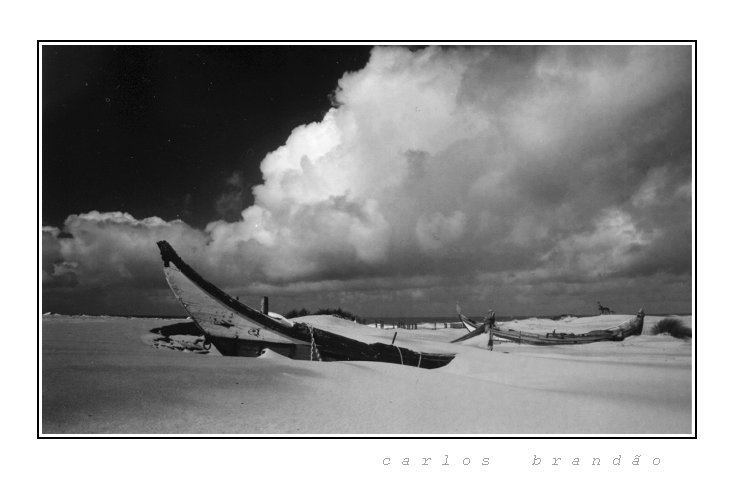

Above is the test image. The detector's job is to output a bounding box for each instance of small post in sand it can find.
[484,309,495,351]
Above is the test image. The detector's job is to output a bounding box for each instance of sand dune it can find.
[41,314,692,435]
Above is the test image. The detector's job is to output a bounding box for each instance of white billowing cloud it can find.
[194,47,501,282]
[44,46,692,315]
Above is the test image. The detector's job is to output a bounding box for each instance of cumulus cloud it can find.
[42,212,211,314]
[43,46,692,315]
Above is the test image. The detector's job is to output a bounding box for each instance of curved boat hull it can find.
[157,241,455,369]
[455,309,645,346]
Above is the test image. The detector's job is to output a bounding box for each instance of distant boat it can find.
[157,241,455,369]
[453,304,645,345]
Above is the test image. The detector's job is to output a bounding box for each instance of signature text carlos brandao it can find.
[381,454,662,467]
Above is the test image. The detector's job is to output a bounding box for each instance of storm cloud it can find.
[43,46,692,316]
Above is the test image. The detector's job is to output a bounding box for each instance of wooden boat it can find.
[453,305,645,346]
[157,241,455,369]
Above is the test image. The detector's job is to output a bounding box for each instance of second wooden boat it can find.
[453,305,645,346]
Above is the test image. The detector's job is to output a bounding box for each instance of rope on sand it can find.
[307,324,321,361]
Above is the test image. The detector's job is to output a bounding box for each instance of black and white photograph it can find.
[40,42,694,436]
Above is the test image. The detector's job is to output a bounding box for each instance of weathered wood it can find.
[157,241,455,369]
[450,324,487,343]
[164,264,301,345]
[453,306,645,346]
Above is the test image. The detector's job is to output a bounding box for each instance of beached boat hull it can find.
[455,310,645,346]
[157,241,455,369]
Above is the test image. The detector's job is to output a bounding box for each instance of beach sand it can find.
[41,314,692,435]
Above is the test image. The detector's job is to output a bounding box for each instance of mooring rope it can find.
[396,345,404,365]
[417,352,422,368]
[307,324,321,362]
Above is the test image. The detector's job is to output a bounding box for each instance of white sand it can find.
[41,314,692,435]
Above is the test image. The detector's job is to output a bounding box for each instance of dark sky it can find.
[42,45,373,228]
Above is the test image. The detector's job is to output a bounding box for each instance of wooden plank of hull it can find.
[608,315,645,338]
[207,332,453,367]
[164,264,303,345]
[208,336,312,359]
[289,323,456,369]
[157,241,456,369]
[490,329,616,345]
